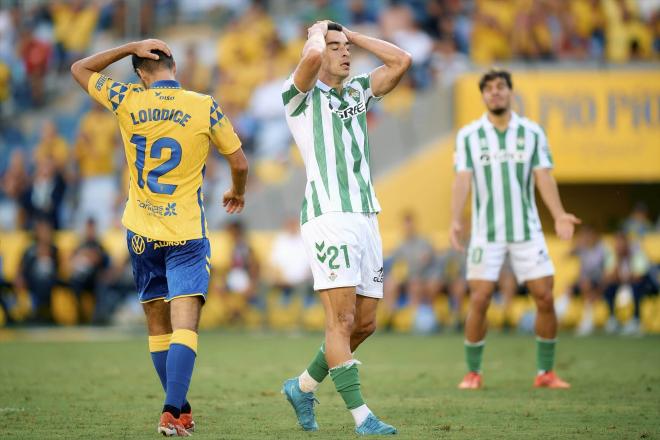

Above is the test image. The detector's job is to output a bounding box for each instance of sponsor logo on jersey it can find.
[536,248,550,265]
[155,91,175,101]
[95,75,108,91]
[333,101,366,120]
[131,234,146,255]
[147,238,188,250]
[347,86,361,100]
[373,267,384,283]
[137,200,178,218]
[478,151,527,165]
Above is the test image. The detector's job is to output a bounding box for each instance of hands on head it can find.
[132,39,172,59]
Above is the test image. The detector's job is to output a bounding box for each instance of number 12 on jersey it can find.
[130,134,182,195]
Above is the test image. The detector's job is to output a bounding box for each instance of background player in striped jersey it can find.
[281,21,411,435]
[450,69,580,390]
[71,39,248,436]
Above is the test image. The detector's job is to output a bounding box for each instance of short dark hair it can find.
[478,68,513,92]
[131,49,174,74]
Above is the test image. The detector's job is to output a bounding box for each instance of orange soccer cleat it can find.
[157,411,191,437]
[179,412,195,432]
[534,371,571,389]
[458,371,482,389]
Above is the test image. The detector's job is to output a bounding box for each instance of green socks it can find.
[465,340,485,373]
[307,343,329,383]
[329,362,365,410]
[536,337,556,373]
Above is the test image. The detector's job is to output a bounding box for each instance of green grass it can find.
[0,331,659,439]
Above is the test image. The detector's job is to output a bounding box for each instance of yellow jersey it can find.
[87,72,241,241]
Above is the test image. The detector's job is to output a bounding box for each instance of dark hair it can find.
[327,22,343,32]
[131,49,175,74]
[478,68,513,92]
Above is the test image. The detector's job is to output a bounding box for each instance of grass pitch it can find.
[0,331,658,439]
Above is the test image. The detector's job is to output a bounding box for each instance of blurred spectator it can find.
[268,216,312,302]
[14,217,60,323]
[348,0,380,25]
[34,120,69,172]
[470,0,517,64]
[569,0,607,59]
[223,220,260,303]
[511,0,555,60]
[0,149,29,230]
[74,102,118,232]
[17,25,51,106]
[434,246,468,325]
[382,3,434,88]
[179,43,211,94]
[51,1,100,72]
[69,218,110,322]
[622,202,653,238]
[604,0,655,62]
[20,157,66,230]
[603,231,658,335]
[571,225,608,336]
[248,61,290,160]
[92,253,136,325]
[383,213,436,312]
[0,59,10,111]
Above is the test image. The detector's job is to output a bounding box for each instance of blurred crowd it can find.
[1,0,659,234]
[0,0,659,331]
[1,202,658,336]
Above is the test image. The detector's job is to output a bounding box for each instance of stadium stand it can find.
[0,0,658,334]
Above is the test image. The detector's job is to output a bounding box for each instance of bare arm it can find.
[292,22,328,92]
[222,148,249,214]
[344,28,412,97]
[534,168,580,240]
[70,39,171,91]
[449,171,472,251]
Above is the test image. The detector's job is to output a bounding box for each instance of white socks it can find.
[350,404,371,426]
[298,369,320,393]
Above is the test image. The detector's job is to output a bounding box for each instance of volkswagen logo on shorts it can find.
[131,234,146,255]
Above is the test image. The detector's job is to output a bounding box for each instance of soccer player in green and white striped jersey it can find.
[280,21,411,435]
[450,69,581,390]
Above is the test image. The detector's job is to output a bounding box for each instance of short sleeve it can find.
[532,128,553,169]
[87,72,132,113]
[282,75,311,117]
[350,73,382,111]
[209,97,241,155]
[454,129,473,172]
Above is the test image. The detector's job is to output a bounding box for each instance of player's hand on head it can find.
[449,221,465,252]
[133,39,171,59]
[555,213,581,241]
[308,20,330,37]
[222,189,245,214]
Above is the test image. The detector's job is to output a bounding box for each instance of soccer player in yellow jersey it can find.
[71,39,248,437]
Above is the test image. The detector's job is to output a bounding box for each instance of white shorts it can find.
[300,212,384,298]
[466,235,554,284]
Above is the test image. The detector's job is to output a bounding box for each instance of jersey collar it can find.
[316,79,343,97]
[481,111,520,131]
[150,79,181,89]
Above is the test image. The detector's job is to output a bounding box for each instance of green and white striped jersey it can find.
[282,74,381,224]
[455,112,553,243]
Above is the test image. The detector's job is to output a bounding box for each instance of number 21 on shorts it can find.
[315,241,350,269]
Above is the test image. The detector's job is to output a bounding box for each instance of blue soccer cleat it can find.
[281,377,319,431]
[355,413,397,435]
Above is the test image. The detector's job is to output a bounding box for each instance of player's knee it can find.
[331,310,356,334]
[535,293,555,313]
[354,319,376,340]
[470,292,492,313]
